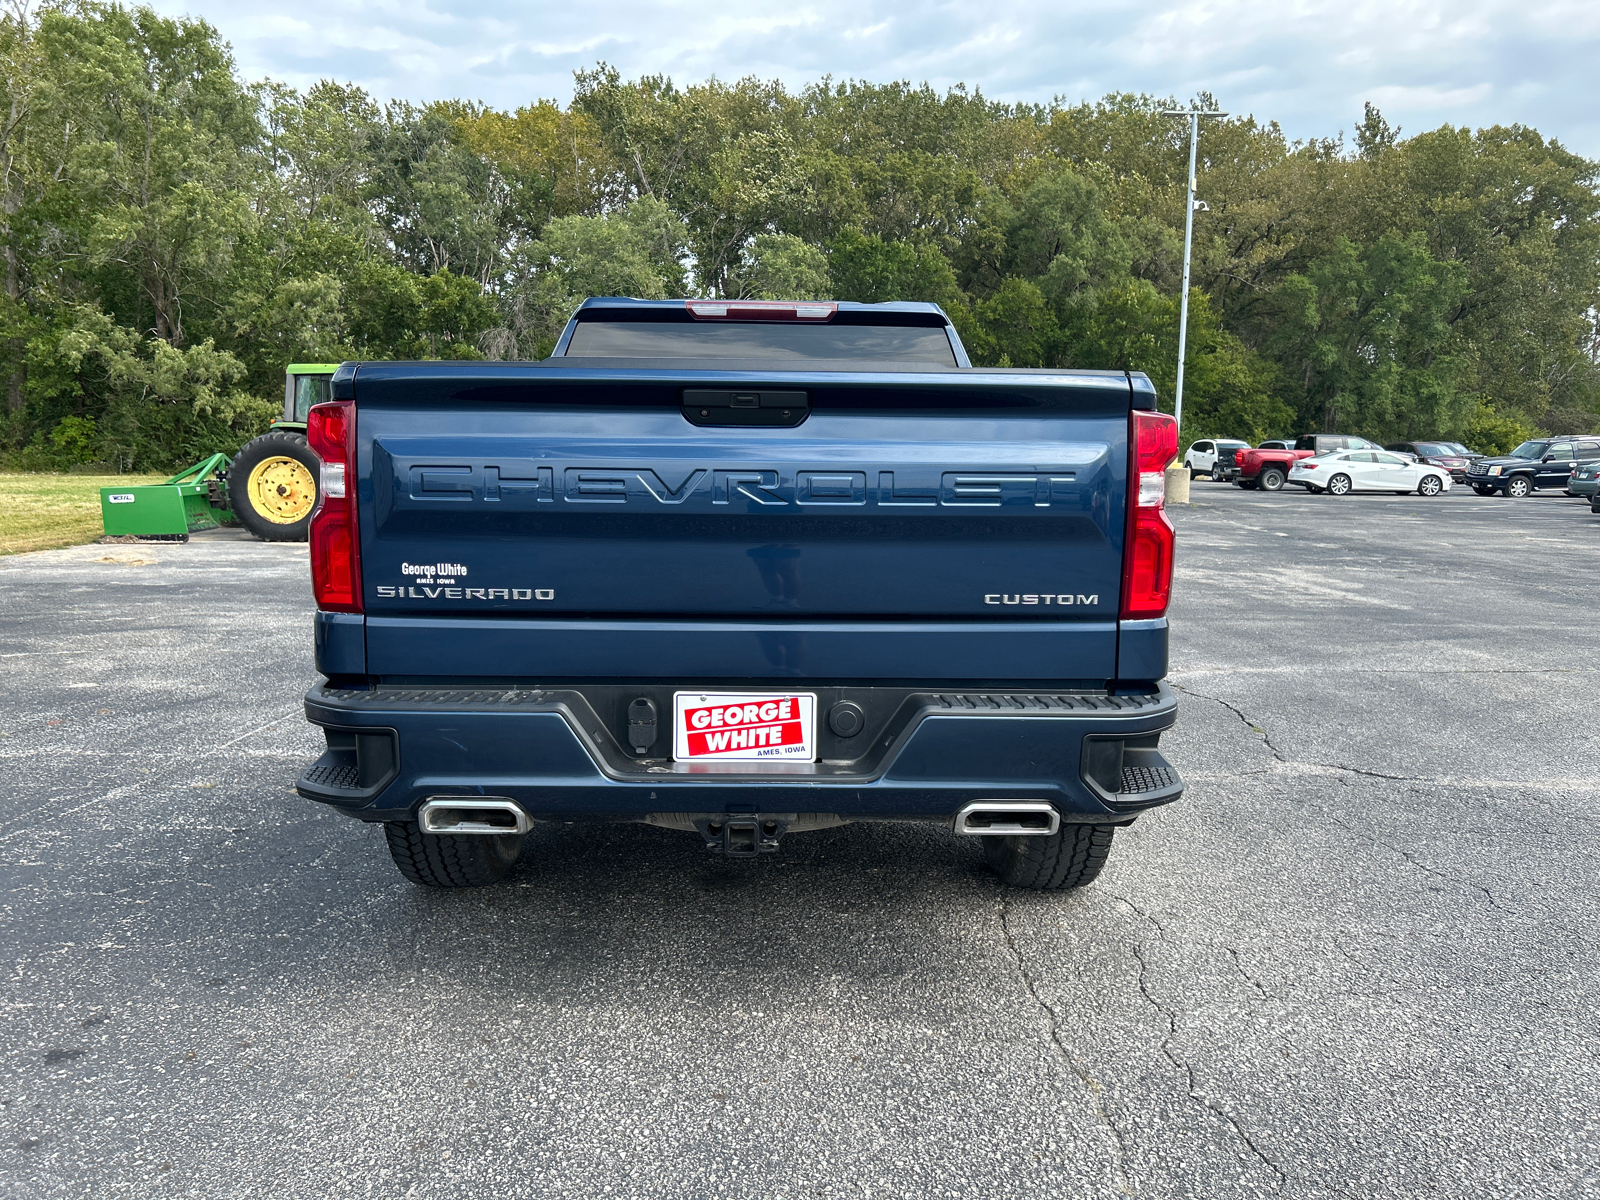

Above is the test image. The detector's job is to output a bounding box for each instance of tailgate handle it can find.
[683,389,809,428]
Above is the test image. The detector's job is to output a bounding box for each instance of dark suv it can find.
[1465,437,1600,497]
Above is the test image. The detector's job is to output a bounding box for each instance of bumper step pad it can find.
[1110,749,1185,809]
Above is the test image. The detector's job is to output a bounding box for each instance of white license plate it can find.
[672,692,817,762]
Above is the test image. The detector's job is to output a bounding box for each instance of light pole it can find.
[1159,107,1226,435]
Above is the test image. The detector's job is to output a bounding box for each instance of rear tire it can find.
[1258,467,1286,491]
[383,822,524,888]
[983,823,1117,891]
[228,431,319,542]
[1327,473,1352,495]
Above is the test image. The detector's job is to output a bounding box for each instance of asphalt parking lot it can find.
[3,482,1598,1199]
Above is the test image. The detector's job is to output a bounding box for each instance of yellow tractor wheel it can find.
[247,455,317,524]
[227,431,321,542]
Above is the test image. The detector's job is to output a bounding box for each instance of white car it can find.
[1291,450,1452,496]
[1183,438,1250,479]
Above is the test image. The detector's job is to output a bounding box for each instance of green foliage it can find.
[2,9,1596,462]
[490,199,687,358]
[1465,403,1541,455]
[49,415,98,462]
[730,234,830,300]
[828,228,960,306]
[5,304,275,471]
[1266,234,1472,440]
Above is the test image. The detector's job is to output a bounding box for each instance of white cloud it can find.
[150,0,1600,153]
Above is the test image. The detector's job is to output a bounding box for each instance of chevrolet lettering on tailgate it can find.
[400,464,1082,508]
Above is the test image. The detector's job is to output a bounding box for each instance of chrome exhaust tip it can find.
[418,797,533,836]
[953,801,1061,837]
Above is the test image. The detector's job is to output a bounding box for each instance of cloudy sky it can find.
[149,0,1600,156]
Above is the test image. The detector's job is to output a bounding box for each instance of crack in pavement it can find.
[1224,946,1272,1001]
[1114,898,1288,1194]
[1317,808,1511,913]
[1178,683,1517,915]
[1177,694,1517,915]
[998,899,1133,1197]
[1170,683,1288,763]
[1174,685,1439,783]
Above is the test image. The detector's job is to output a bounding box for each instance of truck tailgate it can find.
[352,365,1132,682]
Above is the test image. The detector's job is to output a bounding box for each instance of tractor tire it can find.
[383,822,524,888]
[228,431,319,542]
[984,823,1117,891]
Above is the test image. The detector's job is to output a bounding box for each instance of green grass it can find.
[0,473,168,556]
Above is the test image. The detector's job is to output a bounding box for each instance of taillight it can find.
[1122,410,1178,620]
[686,300,836,321]
[306,400,362,613]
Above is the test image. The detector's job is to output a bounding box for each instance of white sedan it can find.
[1290,450,1452,496]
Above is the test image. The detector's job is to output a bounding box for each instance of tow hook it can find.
[692,814,795,856]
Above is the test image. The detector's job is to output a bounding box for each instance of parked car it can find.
[1182,438,1250,479]
[1567,463,1600,499]
[1464,437,1600,497]
[1291,450,1452,496]
[1386,441,1474,481]
[1222,434,1380,490]
[1438,441,1483,463]
[1258,440,1293,450]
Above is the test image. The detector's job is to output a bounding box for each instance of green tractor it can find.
[227,363,340,541]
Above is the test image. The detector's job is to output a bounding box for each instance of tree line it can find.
[3,1,1597,470]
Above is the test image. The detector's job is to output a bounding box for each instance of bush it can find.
[1464,403,1540,455]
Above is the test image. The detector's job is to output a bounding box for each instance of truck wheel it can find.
[1327,473,1353,495]
[983,823,1117,891]
[1472,485,1495,496]
[228,431,319,542]
[383,822,524,888]
[1257,467,1286,491]
[1505,476,1532,498]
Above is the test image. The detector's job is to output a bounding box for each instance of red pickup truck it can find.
[1220,435,1383,491]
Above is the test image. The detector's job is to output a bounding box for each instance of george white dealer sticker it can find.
[672,692,817,762]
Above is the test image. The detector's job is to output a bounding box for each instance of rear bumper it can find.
[296,682,1183,826]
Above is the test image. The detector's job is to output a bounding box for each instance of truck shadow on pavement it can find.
[341,817,1095,1006]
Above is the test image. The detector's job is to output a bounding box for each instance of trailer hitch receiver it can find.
[692,814,796,856]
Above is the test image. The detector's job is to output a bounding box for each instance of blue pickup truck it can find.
[295,298,1184,891]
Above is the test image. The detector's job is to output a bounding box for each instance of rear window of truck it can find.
[564,320,959,365]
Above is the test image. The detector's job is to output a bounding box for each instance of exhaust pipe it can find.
[953,801,1061,837]
[418,797,533,836]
